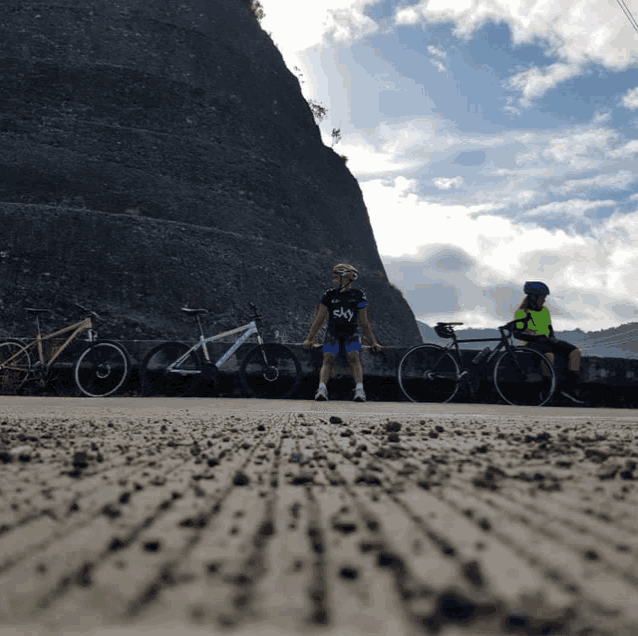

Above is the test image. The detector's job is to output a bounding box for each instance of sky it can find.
[257,0,638,332]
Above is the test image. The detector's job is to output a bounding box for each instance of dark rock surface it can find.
[0,0,421,345]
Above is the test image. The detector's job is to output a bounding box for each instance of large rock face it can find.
[0,0,421,346]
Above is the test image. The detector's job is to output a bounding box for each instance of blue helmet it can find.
[524,281,550,296]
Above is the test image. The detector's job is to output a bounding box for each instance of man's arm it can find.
[358,308,381,352]
[303,304,329,349]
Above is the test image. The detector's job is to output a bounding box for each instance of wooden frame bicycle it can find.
[0,306,131,397]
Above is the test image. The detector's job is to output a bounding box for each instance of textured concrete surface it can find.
[0,398,637,635]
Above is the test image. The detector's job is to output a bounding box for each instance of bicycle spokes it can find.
[74,342,130,397]
[493,348,555,406]
[0,342,31,394]
[240,344,302,399]
[397,345,460,403]
[140,342,200,397]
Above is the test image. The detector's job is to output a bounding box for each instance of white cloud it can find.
[516,148,541,164]
[393,0,638,72]
[511,189,538,205]
[366,178,638,330]
[505,62,584,109]
[433,176,464,189]
[395,5,422,25]
[493,167,550,176]
[430,58,448,72]
[559,171,637,193]
[427,45,447,59]
[325,1,380,43]
[592,112,612,125]
[542,126,620,168]
[362,176,568,263]
[524,198,618,217]
[325,135,423,176]
[620,86,638,109]
[259,0,381,69]
[374,119,460,158]
[607,139,638,159]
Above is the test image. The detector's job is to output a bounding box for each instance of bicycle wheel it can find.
[140,342,201,397]
[493,347,556,406]
[397,344,460,403]
[74,341,131,397]
[239,344,302,399]
[0,340,31,394]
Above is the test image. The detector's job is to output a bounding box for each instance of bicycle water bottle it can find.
[472,346,491,365]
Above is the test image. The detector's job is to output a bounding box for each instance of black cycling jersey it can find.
[320,287,368,337]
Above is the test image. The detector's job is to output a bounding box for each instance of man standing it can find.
[303,264,381,402]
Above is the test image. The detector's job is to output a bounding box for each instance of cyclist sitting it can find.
[303,263,381,402]
[514,281,583,404]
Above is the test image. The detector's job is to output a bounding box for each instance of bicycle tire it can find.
[493,347,556,406]
[0,340,31,395]
[140,341,201,397]
[239,344,302,399]
[74,341,131,397]
[397,344,460,403]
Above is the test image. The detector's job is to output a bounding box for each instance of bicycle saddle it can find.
[436,322,463,326]
[181,308,208,316]
[25,308,52,314]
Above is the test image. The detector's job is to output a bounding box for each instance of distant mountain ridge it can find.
[417,321,638,359]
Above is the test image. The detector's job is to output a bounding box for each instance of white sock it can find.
[356,383,363,391]
[319,382,327,390]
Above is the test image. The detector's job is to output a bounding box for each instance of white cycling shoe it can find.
[314,386,329,401]
[353,387,366,402]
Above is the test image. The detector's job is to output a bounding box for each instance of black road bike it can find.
[397,315,556,406]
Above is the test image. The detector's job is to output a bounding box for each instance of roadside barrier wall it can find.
[16,339,638,407]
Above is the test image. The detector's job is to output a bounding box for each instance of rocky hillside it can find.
[0,0,421,346]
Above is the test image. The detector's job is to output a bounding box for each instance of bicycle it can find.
[0,305,131,397]
[139,304,302,399]
[397,314,556,406]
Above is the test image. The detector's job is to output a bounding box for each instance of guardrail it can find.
[8,339,638,406]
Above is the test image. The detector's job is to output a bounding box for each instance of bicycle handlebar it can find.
[75,303,100,320]
[499,313,533,334]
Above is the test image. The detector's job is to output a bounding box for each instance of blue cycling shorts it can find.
[323,333,361,355]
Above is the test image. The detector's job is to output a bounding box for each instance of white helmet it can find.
[333,263,358,281]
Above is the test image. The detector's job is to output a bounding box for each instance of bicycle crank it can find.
[460,371,480,398]
[262,366,280,382]
[95,363,112,380]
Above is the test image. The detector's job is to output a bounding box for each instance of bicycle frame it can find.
[438,332,510,367]
[15,317,96,370]
[168,321,263,375]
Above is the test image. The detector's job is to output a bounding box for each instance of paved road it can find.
[0,397,637,636]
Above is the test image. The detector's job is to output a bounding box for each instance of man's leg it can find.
[549,342,583,402]
[347,348,366,401]
[566,347,582,391]
[347,350,363,385]
[320,353,336,386]
[568,348,581,372]
[543,352,554,376]
[314,352,335,400]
